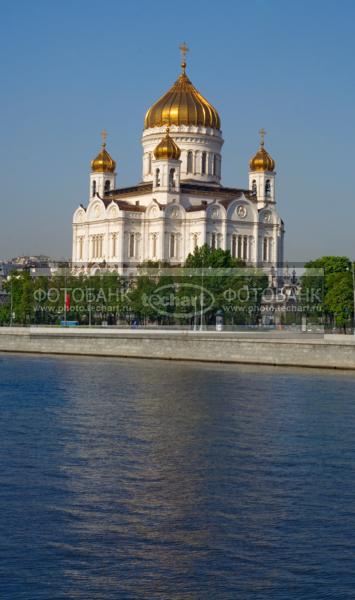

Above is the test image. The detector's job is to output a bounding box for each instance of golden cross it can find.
[259,128,266,146]
[179,42,189,70]
[101,129,107,146]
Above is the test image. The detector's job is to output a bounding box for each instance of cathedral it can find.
[72,45,284,272]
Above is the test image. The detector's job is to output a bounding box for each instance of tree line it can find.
[0,249,354,330]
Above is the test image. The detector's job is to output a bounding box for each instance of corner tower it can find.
[249,129,276,209]
[152,127,181,197]
[90,130,116,200]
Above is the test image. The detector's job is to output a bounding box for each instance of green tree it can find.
[183,245,268,326]
[301,256,353,331]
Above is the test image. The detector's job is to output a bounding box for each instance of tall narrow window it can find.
[95,235,103,258]
[155,168,160,187]
[213,154,217,176]
[152,234,157,258]
[201,152,207,174]
[92,180,96,197]
[79,237,84,260]
[148,153,152,174]
[105,180,110,192]
[187,151,193,174]
[237,236,242,259]
[170,234,176,258]
[232,235,237,258]
[211,233,217,250]
[192,233,198,249]
[169,168,175,189]
[243,236,248,260]
[112,233,117,257]
[252,180,257,195]
[263,237,268,261]
[265,179,271,197]
[129,234,135,258]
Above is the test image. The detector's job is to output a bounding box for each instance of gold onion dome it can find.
[153,127,181,160]
[249,128,275,172]
[91,130,116,173]
[144,43,220,130]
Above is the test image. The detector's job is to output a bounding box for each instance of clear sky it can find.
[0,0,354,261]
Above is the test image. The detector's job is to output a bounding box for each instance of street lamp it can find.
[352,261,355,335]
[345,262,355,335]
[10,277,13,327]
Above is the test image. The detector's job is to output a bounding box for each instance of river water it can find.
[1,354,355,599]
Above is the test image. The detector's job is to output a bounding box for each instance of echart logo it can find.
[143,283,214,320]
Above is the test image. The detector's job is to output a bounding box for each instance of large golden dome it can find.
[144,60,221,130]
[249,129,275,172]
[154,127,181,160]
[91,131,116,173]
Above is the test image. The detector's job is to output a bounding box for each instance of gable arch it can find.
[73,206,87,224]
[106,202,119,219]
[227,197,257,221]
[206,203,227,220]
[87,199,106,221]
[166,203,185,219]
[259,207,281,226]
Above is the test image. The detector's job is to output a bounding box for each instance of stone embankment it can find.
[1,327,355,370]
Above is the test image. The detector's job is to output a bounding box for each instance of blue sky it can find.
[0,0,354,261]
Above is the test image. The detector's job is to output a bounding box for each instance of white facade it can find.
[72,68,284,274]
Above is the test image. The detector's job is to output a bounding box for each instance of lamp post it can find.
[194,295,197,330]
[63,268,67,325]
[352,261,355,335]
[10,277,13,327]
[200,266,204,331]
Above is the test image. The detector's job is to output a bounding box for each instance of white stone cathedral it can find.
[72,46,284,273]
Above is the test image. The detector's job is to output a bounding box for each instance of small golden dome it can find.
[91,130,116,173]
[144,51,220,130]
[153,128,181,160]
[249,128,275,172]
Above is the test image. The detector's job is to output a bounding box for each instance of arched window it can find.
[129,234,135,258]
[187,151,193,174]
[155,168,160,187]
[92,180,96,197]
[265,179,271,197]
[201,152,207,174]
[169,168,175,189]
[105,180,110,192]
[252,180,257,195]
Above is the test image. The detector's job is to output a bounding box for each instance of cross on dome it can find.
[259,128,266,147]
[250,129,275,172]
[179,42,189,72]
[101,129,108,147]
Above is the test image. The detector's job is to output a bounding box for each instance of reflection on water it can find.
[1,354,355,599]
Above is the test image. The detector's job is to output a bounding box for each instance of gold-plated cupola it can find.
[153,127,181,160]
[249,128,275,172]
[144,44,221,130]
[91,130,116,173]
